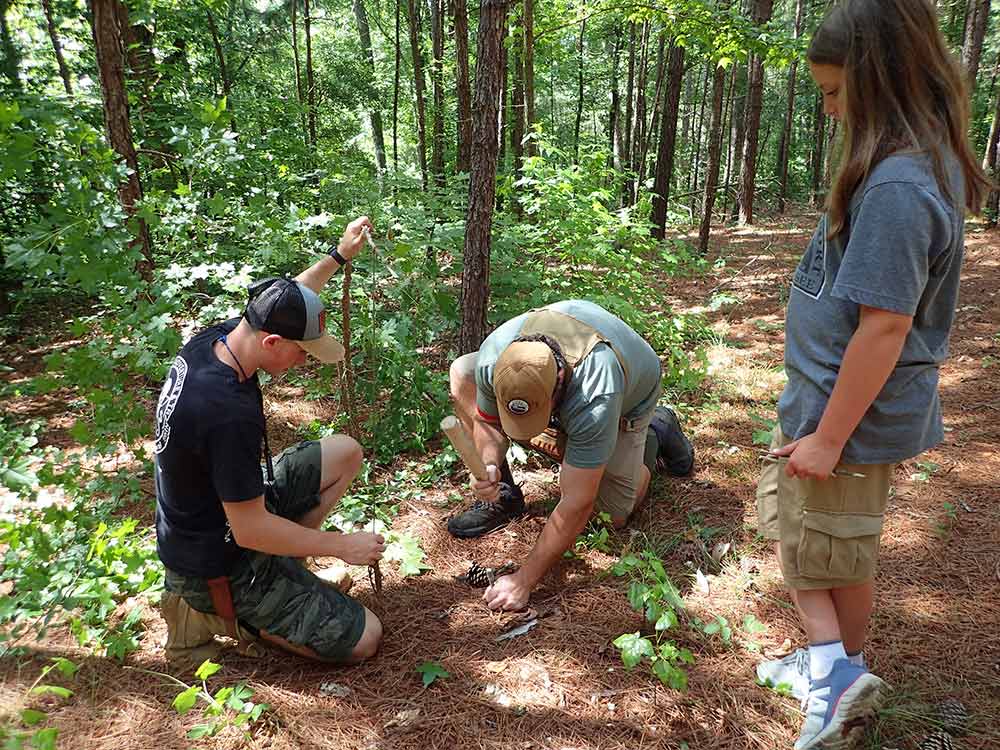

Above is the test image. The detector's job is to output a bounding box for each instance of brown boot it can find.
[161,592,262,673]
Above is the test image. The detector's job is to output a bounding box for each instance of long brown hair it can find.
[808,0,993,237]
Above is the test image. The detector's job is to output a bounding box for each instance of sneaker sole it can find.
[447,516,521,539]
[805,674,888,750]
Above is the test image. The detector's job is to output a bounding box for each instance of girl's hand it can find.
[771,433,843,480]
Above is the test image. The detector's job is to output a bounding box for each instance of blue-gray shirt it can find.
[779,150,965,464]
[475,300,662,468]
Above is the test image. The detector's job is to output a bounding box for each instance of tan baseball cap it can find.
[493,340,557,440]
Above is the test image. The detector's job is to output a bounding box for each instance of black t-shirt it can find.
[154,318,265,577]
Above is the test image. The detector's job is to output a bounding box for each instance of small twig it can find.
[721,442,867,478]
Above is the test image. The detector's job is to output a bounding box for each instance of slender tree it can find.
[429,0,445,186]
[984,64,1000,225]
[406,0,429,188]
[698,60,728,254]
[522,0,536,156]
[304,0,318,148]
[459,0,510,354]
[726,62,747,218]
[42,0,73,94]
[454,0,473,171]
[573,17,586,163]
[353,0,388,174]
[393,0,401,171]
[290,0,307,139]
[650,40,685,239]
[511,6,526,179]
[961,0,992,88]
[638,30,667,203]
[776,0,805,213]
[90,0,152,276]
[736,0,775,225]
[810,91,826,206]
[1,0,21,93]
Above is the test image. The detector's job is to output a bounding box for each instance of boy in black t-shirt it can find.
[155,216,385,668]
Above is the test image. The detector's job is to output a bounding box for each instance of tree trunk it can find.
[823,118,838,189]
[393,0,402,171]
[0,0,19,93]
[984,72,1000,226]
[291,0,308,141]
[627,21,649,205]
[727,62,747,219]
[623,23,636,175]
[650,40,685,240]
[205,10,232,100]
[406,0,429,189]
[90,0,152,277]
[720,62,736,216]
[304,0,318,149]
[573,17,586,163]
[810,91,826,206]
[511,6,525,179]
[737,0,775,226]
[522,0,536,156]
[698,61,728,254]
[690,62,710,216]
[42,0,73,94]
[429,0,445,186]
[639,30,666,204]
[608,29,622,173]
[459,0,509,355]
[777,0,805,213]
[353,0,388,174]
[454,0,473,171]
[962,0,991,89]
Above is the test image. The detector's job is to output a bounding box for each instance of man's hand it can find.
[483,571,531,611]
[472,464,501,502]
[338,216,374,261]
[771,432,843,480]
[334,531,386,566]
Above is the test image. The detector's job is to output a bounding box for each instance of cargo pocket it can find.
[796,509,885,581]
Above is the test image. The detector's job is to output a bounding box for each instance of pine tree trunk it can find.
[699,61,728,254]
[624,23,636,174]
[639,30,666,203]
[984,71,1000,226]
[962,0,991,89]
[810,92,826,207]
[737,0,774,226]
[650,40,685,240]
[459,0,510,355]
[291,0,308,141]
[406,0,429,188]
[777,0,804,213]
[511,6,525,179]
[608,29,622,173]
[42,0,73,94]
[823,118,838,189]
[90,0,152,277]
[429,0,445,186]
[393,0,402,171]
[627,21,649,205]
[727,63,747,219]
[690,62,710,216]
[573,18,586,163]
[353,0,388,174]
[720,63,736,216]
[454,0,473,171]
[304,0,318,149]
[522,0,536,156]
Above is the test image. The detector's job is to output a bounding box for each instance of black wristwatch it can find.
[327,246,349,266]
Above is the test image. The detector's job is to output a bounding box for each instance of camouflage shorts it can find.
[164,440,366,662]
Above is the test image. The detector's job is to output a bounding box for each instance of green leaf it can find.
[742,614,767,635]
[415,661,450,688]
[31,728,59,750]
[194,660,222,681]
[612,632,655,669]
[627,581,649,611]
[655,609,678,631]
[652,660,689,691]
[20,709,46,726]
[187,723,217,739]
[172,685,200,714]
[51,657,78,678]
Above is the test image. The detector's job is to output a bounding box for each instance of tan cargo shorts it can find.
[756,426,894,590]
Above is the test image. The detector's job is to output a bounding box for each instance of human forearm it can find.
[473,417,509,468]
[815,306,912,448]
[294,253,345,295]
[294,215,373,294]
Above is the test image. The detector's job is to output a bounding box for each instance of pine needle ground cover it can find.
[1,213,998,750]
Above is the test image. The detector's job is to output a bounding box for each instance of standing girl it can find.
[753,1,992,748]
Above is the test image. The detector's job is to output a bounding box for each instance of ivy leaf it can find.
[655,609,678,631]
[652,660,689,691]
[612,632,654,669]
[172,685,200,715]
[415,661,450,688]
[384,532,431,577]
[195,660,222,681]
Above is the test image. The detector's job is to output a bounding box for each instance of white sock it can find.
[808,640,847,681]
[847,651,865,668]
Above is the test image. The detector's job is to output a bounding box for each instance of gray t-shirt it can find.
[779,150,965,463]
[475,300,662,468]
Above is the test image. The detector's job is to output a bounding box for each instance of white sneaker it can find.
[794,659,887,750]
[757,647,811,704]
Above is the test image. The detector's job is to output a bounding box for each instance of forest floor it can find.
[1,209,998,750]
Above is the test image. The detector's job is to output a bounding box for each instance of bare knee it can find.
[346,608,382,663]
[320,434,363,487]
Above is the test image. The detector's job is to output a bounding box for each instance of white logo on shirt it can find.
[155,356,188,454]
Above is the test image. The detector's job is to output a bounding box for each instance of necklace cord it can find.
[219,334,276,485]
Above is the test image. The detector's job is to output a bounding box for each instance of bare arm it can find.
[774,305,913,478]
[469,414,510,500]
[223,496,384,565]
[483,463,604,610]
[294,216,373,294]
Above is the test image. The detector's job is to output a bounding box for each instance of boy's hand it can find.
[471,464,501,502]
[771,432,842,480]
[338,216,374,261]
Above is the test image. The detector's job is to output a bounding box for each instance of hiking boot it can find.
[649,406,695,476]
[757,647,811,704]
[794,660,887,750]
[447,482,525,538]
[161,592,262,673]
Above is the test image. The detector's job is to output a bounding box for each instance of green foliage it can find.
[171,660,270,740]
[749,413,776,446]
[0,657,78,750]
[0,417,40,492]
[415,661,450,688]
[611,551,693,691]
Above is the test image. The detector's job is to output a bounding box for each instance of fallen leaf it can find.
[319,682,352,698]
[764,638,794,659]
[695,568,711,595]
[710,542,731,564]
[384,708,421,731]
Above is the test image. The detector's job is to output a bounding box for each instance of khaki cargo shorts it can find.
[453,351,657,523]
[756,427,894,590]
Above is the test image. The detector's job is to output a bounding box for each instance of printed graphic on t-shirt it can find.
[792,216,827,300]
[155,356,188,454]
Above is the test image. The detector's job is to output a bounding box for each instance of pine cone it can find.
[936,697,968,736]
[918,730,953,750]
[465,562,493,587]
